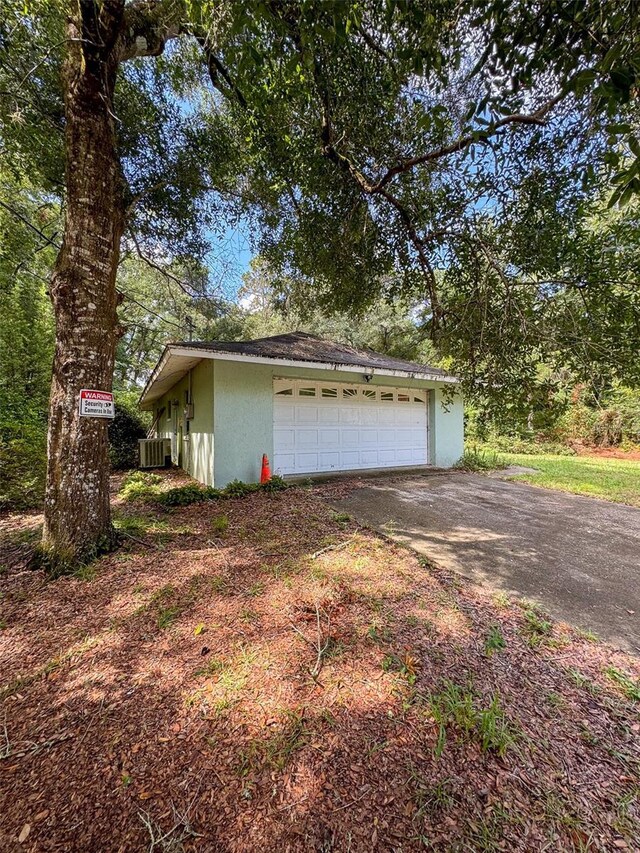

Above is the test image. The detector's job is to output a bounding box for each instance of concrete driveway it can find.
[333,470,640,654]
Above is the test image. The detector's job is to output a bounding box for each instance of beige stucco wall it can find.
[152,359,214,485]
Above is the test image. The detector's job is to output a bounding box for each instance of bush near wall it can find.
[108,400,149,470]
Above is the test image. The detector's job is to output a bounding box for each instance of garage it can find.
[273,378,429,475]
[140,331,463,486]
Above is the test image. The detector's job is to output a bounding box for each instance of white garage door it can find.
[273,379,429,475]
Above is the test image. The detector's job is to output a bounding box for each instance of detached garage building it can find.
[139,332,463,487]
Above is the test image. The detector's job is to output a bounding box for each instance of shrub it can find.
[119,471,162,502]
[157,484,222,506]
[260,474,289,493]
[453,448,506,472]
[222,479,260,498]
[119,473,288,507]
[108,401,148,469]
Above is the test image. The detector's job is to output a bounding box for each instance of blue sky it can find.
[206,221,253,301]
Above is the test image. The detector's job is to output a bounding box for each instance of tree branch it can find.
[0,199,61,250]
[119,0,185,61]
[373,94,564,191]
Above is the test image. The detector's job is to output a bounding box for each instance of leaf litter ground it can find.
[0,471,639,852]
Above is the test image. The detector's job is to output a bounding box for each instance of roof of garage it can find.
[139,331,457,409]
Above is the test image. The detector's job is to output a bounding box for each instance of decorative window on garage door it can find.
[274,380,294,396]
[273,379,430,405]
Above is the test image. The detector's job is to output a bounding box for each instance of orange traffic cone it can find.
[260,453,272,484]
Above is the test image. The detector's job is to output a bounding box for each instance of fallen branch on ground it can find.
[290,603,331,680]
[311,537,356,560]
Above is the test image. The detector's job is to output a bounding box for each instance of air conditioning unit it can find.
[138,438,171,469]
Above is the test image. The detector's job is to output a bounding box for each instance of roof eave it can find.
[139,344,459,408]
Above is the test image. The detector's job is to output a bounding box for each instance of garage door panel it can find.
[297,408,319,423]
[378,409,397,425]
[341,450,360,466]
[276,404,296,424]
[341,427,360,445]
[359,428,379,445]
[318,407,338,423]
[319,451,340,470]
[297,429,320,447]
[274,428,295,451]
[319,428,340,446]
[340,408,360,424]
[297,452,319,470]
[277,453,296,473]
[396,428,414,445]
[274,380,428,475]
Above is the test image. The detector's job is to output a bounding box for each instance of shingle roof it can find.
[170,331,449,377]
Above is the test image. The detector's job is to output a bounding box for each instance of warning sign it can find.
[79,389,115,419]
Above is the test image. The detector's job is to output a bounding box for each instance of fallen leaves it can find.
[1,474,639,852]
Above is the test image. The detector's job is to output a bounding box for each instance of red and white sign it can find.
[79,389,115,419]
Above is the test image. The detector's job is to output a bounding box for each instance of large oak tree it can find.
[0,0,638,567]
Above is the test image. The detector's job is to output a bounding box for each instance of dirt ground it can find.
[574,444,640,461]
[1,472,639,852]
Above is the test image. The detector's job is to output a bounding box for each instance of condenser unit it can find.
[138,438,171,469]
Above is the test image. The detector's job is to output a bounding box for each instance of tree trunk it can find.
[41,2,125,567]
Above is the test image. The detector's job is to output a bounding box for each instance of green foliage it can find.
[522,608,553,647]
[222,479,260,498]
[501,453,640,507]
[158,484,222,506]
[604,666,640,702]
[118,473,289,507]
[259,474,289,493]
[429,681,515,757]
[557,385,640,448]
[0,423,48,511]
[454,448,505,472]
[479,436,576,457]
[119,471,163,503]
[211,514,229,535]
[1,0,638,531]
[108,400,148,470]
[0,172,56,510]
[157,605,182,630]
[484,626,506,657]
[30,531,114,580]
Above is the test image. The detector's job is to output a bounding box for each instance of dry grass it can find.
[0,471,639,852]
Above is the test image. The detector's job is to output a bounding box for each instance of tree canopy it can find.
[2,2,638,401]
[1,0,639,558]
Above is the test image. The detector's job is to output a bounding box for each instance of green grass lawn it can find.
[501,452,640,507]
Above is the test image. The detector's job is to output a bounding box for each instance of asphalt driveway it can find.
[333,470,640,654]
